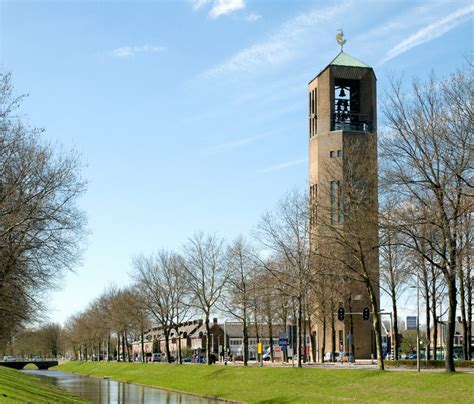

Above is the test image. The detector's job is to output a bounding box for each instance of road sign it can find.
[279,331,288,347]
[406,316,417,330]
[275,346,281,353]
[279,338,288,347]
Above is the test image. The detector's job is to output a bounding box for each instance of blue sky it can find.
[1,0,472,325]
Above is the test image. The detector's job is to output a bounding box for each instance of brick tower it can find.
[308,40,379,360]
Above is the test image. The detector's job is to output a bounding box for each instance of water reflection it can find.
[24,370,222,403]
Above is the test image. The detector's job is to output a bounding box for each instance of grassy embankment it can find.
[0,365,88,403]
[56,361,474,403]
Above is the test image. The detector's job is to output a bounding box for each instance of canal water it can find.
[24,369,223,403]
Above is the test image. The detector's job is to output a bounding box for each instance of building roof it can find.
[328,51,370,68]
[309,51,372,84]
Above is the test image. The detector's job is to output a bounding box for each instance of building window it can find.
[310,183,317,226]
[337,150,343,157]
[330,151,335,158]
[331,180,343,224]
[309,89,317,137]
[330,181,337,224]
[338,182,343,224]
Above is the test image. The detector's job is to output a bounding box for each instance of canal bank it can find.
[24,369,224,403]
[54,360,474,403]
[0,365,87,403]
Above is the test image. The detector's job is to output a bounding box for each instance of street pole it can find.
[223,321,227,361]
[389,312,394,360]
[416,273,420,372]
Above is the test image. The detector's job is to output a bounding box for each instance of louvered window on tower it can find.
[308,89,318,137]
[330,181,337,224]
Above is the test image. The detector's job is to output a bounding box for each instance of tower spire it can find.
[336,29,346,51]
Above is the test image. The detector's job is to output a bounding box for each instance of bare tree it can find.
[0,71,87,344]
[221,236,255,366]
[182,232,228,365]
[254,190,311,368]
[132,251,183,363]
[380,200,411,360]
[381,67,473,371]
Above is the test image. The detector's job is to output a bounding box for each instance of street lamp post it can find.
[416,274,420,372]
[410,275,421,372]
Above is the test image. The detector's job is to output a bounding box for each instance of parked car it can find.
[161,355,176,363]
[2,356,16,362]
[151,353,162,362]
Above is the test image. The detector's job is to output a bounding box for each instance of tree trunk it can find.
[297,297,303,368]
[349,294,355,360]
[465,231,473,360]
[367,280,384,370]
[424,283,431,361]
[445,275,457,372]
[254,307,260,363]
[431,270,438,360]
[303,301,307,363]
[116,336,120,362]
[391,292,399,360]
[467,280,473,360]
[330,311,336,362]
[141,327,145,363]
[121,332,126,362]
[307,312,316,363]
[164,329,172,363]
[243,317,249,366]
[321,316,326,363]
[205,315,212,365]
[177,330,182,364]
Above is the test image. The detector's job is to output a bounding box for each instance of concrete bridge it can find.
[0,360,58,370]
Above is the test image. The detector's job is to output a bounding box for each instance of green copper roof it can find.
[328,51,370,68]
[309,51,373,84]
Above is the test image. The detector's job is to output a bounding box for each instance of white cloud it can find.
[259,159,306,174]
[209,0,245,18]
[112,44,166,58]
[200,1,350,79]
[245,12,261,22]
[380,4,474,64]
[191,0,245,18]
[191,0,210,11]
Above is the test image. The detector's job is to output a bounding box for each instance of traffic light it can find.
[363,307,370,320]
[338,307,345,321]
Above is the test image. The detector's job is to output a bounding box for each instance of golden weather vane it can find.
[336,29,346,51]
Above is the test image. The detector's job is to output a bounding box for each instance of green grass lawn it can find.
[0,365,88,403]
[55,361,474,403]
